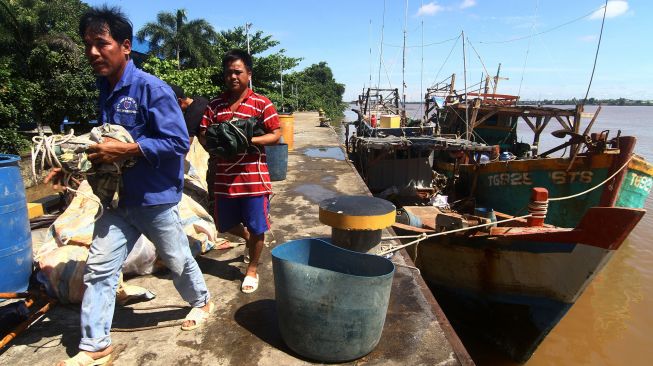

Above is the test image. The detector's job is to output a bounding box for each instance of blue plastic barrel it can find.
[265,143,288,181]
[474,207,497,228]
[396,208,422,228]
[272,238,395,362]
[0,154,33,292]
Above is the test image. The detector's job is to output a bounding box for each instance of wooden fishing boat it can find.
[392,201,646,362]
[426,74,653,227]
[347,87,491,196]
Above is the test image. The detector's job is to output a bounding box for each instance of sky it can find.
[86,0,652,102]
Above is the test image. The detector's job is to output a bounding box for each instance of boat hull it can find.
[396,206,645,362]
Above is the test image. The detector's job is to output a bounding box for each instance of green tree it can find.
[0,0,96,153]
[142,56,221,98]
[136,9,218,69]
[290,62,346,119]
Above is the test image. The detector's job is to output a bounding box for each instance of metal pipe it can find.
[0,299,56,349]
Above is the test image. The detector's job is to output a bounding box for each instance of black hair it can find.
[222,49,253,72]
[79,5,133,44]
[169,84,185,99]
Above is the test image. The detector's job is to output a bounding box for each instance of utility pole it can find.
[280,60,284,112]
[245,22,253,89]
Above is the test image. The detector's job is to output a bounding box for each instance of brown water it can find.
[344,105,653,365]
[522,106,653,366]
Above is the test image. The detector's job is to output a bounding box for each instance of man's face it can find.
[178,98,190,112]
[83,25,131,79]
[223,59,251,94]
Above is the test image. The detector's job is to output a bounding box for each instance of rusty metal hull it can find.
[396,206,645,362]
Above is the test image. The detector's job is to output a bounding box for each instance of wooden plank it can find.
[472,110,498,128]
[554,115,572,131]
[392,222,434,233]
[469,99,481,132]
[522,116,537,133]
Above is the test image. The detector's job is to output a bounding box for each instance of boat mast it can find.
[420,17,424,124]
[375,0,387,122]
[493,63,502,95]
[462,30,469,140]
[401,0,408,124]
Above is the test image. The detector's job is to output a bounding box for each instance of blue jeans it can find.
[79,203,210,352]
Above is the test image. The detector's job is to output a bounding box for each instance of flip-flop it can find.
[59,352,111,366]
[181,302,215,331]
[215,240,238,250]
[241,274,259,294]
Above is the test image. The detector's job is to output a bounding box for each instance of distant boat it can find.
[347,87,489,195]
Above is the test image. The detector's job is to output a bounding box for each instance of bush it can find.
[0,126,30,155]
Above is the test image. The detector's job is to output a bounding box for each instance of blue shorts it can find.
[215,195,270,235]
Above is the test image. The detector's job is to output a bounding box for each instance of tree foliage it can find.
[0,2,347,154]
[0,0,97,154]
[136,9,218,69]
[287,62,346,119]
[142,56,221,98]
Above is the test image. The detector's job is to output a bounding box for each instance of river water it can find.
[343,105,653,365]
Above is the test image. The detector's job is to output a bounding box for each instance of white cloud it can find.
[579,35,598,42]
[590,0,629,19]
[460,0,477,9]
[417,2,445,16]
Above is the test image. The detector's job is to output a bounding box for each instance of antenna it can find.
[377,0,386,89]
[245,22,253,89]
[369,19,373,89]
[462,30,469,140]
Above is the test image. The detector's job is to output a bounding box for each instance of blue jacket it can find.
[97,60,189,206]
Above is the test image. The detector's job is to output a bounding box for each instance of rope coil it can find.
[528,200,548,219]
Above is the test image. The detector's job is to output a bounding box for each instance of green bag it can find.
[205,117,266,159]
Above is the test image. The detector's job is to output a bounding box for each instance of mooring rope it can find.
[377,214,532,257]
[31,131,105,223]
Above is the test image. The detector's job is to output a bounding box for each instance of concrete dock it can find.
[1,112,472,365]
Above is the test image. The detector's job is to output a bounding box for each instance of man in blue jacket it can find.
[49,6,213,366]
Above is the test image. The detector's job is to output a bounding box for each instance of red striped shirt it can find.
[200,89,280,197]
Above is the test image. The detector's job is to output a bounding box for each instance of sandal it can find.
[241,274,259,294]
[181,302,215,331]
[215,239,239,250]
[58,352,112,366]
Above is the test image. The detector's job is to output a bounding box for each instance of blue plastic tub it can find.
[0,154,33,292]
[265,143,288,181]
[271,238,395,362]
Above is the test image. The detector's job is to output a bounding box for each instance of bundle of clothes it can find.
[31,130,227,304]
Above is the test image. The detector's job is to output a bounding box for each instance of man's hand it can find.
[86,137,142,164]
[44,168,65,190]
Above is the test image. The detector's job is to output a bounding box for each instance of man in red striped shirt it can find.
[199,49,281,294]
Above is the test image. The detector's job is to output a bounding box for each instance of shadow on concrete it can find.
[195,254,244,282]
[234,299,312,362]
[112,306,188,330]
[1,303,81,357]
